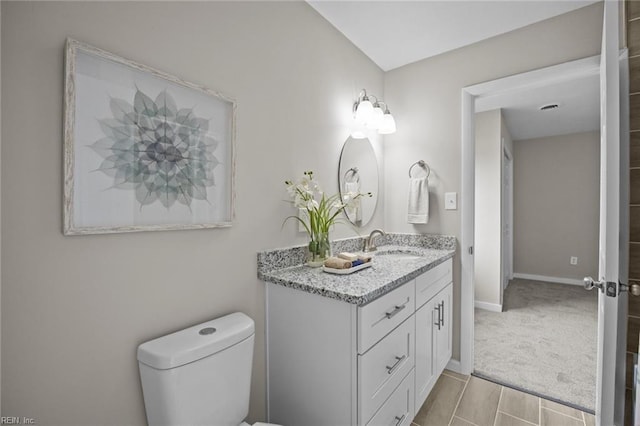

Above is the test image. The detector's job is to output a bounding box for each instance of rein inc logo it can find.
[1,418,35,425]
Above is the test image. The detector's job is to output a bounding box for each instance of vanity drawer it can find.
[358,316,415,424]
[365,368,415,426]
[358,281,415,353]
[415,258,452,309]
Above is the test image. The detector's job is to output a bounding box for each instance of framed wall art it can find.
[63,38,236,235]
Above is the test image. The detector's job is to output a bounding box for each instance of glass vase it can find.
[307,232,331,267]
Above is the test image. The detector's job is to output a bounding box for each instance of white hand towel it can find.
[345,181,362,223]
[408,177,429,224]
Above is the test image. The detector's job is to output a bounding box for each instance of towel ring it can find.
[408,160,430,178]
[344,167,360,183]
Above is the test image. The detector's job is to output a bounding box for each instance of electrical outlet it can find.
[570,256,578,265]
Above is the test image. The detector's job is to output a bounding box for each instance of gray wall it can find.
[513,131,600,281]
[383,2,603,359]
[474,109,513,308]
[474,110,502,306]
[1,2,383,425]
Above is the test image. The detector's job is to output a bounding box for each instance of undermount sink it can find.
[373,249,424,261]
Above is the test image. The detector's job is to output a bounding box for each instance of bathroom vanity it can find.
[258,235,455,426]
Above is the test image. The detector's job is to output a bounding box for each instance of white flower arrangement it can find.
[284,171,371,263]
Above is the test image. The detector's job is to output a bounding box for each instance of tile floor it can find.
[412,371,596,426]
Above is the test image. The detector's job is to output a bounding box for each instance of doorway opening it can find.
[459,55,603,412]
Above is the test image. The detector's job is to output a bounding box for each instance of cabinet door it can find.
[414,298,437,410]
[434,283,453,375]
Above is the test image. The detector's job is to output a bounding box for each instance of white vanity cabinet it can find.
[414,259,453,410]
[265,257,453,426]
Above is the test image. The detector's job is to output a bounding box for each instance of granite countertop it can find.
[257,234,456,306]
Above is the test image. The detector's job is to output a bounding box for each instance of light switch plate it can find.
[445,192,457,210]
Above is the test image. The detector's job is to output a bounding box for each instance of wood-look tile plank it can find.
[584,412,596,426]
[454,377,501,426]
[629,20,640,57]
[541,408,584,426]
[627,315,640,353]
[629,280,640,317]
[583,413,596,426]
[540,399,583,420]
[632,94,640,132]
[631,169,640,203]
[630,133,640,167]
[412,374,466,426]
[630,207,640,242]
[450,417,476,426]
[632,57,640,94]
[631,205,640,237]
[626,387,634,426]
[498,387,539,425]
[627,351,636,389]
[442,369,470,382]
[630,244,640,279]
[629,0,640,22]
[495,412,536,426]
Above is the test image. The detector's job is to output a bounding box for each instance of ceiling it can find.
[308,0,602,141]
[476,73,600,141]
[307,0,599,72]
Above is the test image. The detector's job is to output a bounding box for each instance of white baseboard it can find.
[474,300,502,312]
[513,273,583,286]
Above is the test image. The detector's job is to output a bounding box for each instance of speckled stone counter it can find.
[257,233,456,306]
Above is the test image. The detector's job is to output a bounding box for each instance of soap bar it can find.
[338,252,358,262]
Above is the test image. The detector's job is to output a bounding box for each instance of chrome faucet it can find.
[364,229,385,252]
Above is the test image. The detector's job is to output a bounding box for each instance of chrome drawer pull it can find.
[434,305,441,330]
[440,301,445,326]
[394,414,406,426]
[386,355,406,374]
[385,303,406,319]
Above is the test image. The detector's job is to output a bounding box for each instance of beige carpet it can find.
[474,279,598,411]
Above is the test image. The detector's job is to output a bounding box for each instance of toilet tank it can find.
[137,312,255,426]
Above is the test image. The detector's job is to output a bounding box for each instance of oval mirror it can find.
[338,137,379,227]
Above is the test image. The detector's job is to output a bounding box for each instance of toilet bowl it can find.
[137,312,279,426]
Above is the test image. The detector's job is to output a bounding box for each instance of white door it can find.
[591,1,628,424]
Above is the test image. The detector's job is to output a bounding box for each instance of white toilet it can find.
[137,312,279,426]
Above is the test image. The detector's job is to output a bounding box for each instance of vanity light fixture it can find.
[351,89,396,138]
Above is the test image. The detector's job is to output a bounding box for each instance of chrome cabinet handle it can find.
[386,355,406,374]
[393,414,406,426]
[385,303,407,319]
[434,304,441,330]
[439,301,445,326]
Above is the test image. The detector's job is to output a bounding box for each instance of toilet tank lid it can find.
[137,312,255,370]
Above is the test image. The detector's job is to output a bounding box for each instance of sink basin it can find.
[374,250,423,261]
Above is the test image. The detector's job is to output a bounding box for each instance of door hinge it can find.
[468,246,473,255]
[605,281,618,297]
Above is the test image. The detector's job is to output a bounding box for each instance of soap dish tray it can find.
[322,262,372,275]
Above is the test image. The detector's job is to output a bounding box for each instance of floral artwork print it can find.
[90,89,219,209]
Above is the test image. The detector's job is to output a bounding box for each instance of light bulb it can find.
[354,97,373,125]
[378,113,396,134]
[367,104,384,129]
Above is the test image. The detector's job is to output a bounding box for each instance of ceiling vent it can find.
[539,104,559,111]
